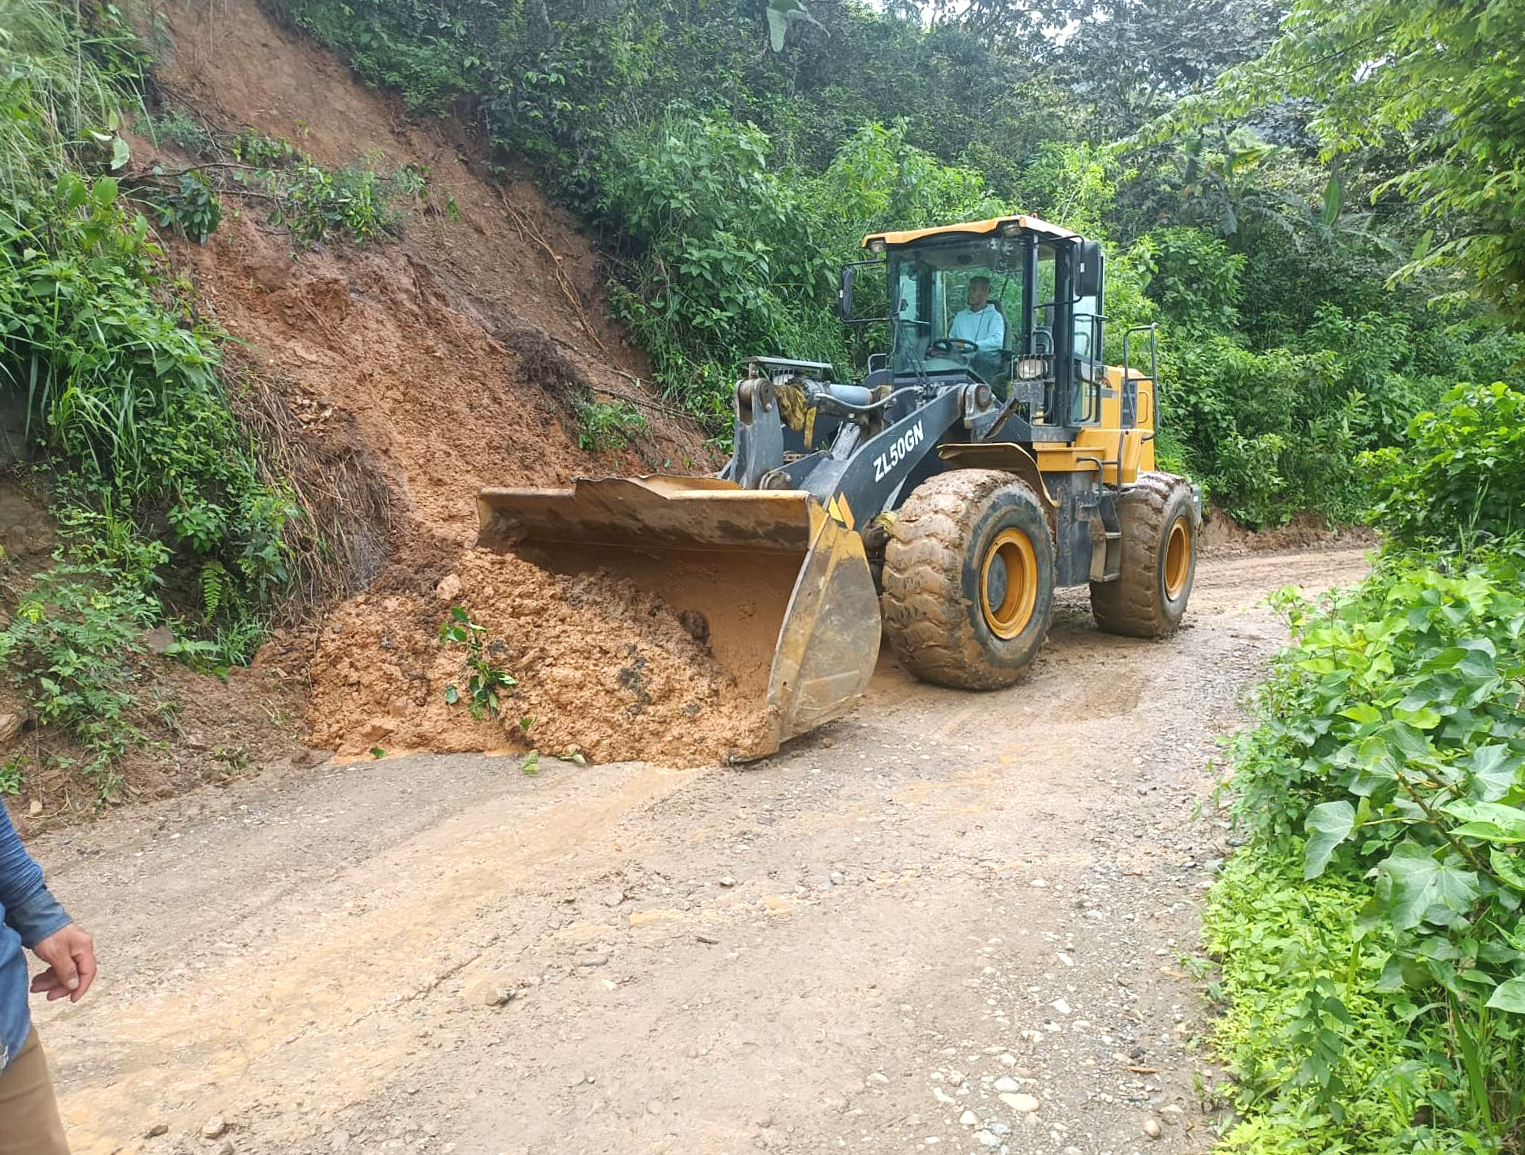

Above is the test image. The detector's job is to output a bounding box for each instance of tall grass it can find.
[0,0,142,200]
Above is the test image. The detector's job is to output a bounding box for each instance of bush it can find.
[2,1,297,620]
[0,562,156,798]
[1158,332,1367,524]
[573,398,648,452]
[1206,850,1441,1154]
[1135,226,1243,330]
[1215,541,1525,1150]
[1365,383,1525,549]
[595,109,826,409]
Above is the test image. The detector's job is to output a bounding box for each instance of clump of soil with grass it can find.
[306,549,777,767]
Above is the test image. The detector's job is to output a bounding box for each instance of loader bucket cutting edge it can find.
[476,477,882,759]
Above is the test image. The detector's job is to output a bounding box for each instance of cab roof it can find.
[862,215,1079,249]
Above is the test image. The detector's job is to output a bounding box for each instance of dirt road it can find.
[29,547,1369,1155]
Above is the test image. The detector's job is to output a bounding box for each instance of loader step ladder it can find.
[1087,324,1160,583]
[1083,489,1123,583]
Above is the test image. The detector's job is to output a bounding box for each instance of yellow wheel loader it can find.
[478,214,1201,757]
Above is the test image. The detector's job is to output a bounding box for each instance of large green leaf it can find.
[1304,800,1355,879]
[1320,173,1342,227]
[1485,975,1525,1014]
[1443,799,1525,845]
[1376,844,1480,930]
[1468,744,1520,801]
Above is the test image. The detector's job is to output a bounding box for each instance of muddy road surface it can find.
[31,547,1370,1155]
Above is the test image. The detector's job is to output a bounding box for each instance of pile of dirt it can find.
[1199,506,1379,557]
[306,549,777,767]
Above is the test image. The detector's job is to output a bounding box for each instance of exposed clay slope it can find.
[160,0,643,402]
[182,217,577,563]
[145,0,739,768]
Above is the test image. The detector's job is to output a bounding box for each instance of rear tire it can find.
[1090,472,1198,638]
[882,469,1055,689]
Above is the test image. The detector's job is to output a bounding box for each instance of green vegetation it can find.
[438,606,517,721]
[1367,384,1525,550]
[0,755,25,796]
[264,0,1524,523]
[0,563,154,798]
[1177,0,1525,328]
[572,398,649,453]
[1207,380,1525,1152]
[138,115,431,246]
[0,0,293,789]
[1,1,291,612]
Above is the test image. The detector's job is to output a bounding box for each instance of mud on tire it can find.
[882,469,1055,690]
[1089,472,1198,639]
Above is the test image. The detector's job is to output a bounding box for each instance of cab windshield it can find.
[890,237,1022,379]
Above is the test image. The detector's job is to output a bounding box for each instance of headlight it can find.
[1015,355,1048,380]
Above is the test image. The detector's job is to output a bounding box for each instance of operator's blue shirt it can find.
[948,303,1005,353]
[0,804,71,1069]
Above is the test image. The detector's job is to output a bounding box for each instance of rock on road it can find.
[29,547,1370,1155]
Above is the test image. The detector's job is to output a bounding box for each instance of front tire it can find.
[1089,472,1198,638]
[882,469,1056,689]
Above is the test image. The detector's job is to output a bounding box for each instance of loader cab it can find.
[855,216,1106,430]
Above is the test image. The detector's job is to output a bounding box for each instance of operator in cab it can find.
[938,275,1004,381]
[950,276,1004,352]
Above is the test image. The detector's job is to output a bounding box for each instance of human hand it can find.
[929,337,978,356]
[30,923,97,1004]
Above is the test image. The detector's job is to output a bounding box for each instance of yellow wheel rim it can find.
[1164,518,1192,600]
[980,528,1038,639]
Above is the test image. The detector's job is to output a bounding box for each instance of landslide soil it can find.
[9,0,712,809]
[148,0,735,769]
[309,549,778,766]
[29,547,1372,1155]
[0,0,727,796]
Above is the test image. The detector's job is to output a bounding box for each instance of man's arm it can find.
[976,310,1005,354]
[0,806,68,949]
[0,807,95,1002]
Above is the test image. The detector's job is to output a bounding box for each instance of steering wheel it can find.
[928,337,978,356]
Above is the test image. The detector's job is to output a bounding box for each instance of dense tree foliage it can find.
[264,0,1524,524]
[1167,0,1525,326]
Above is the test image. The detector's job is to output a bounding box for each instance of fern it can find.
[200,560,230,621]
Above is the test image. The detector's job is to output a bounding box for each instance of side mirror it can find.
[838,265,855,322]
[1073,239,1103,300]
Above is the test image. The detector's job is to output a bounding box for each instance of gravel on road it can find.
[29,547,1370,1155]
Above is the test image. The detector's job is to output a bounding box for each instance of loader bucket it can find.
[476,477,882,759]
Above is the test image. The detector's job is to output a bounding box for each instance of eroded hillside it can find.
[155,0,700,559]
[2,0,728,819]
[157,0,745,767]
